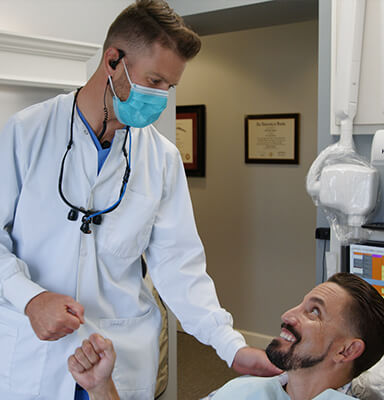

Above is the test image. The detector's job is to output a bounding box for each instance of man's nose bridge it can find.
[282,304,301,323]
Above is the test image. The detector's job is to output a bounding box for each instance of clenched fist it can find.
[68,334,119,400]
[25,291,84,341]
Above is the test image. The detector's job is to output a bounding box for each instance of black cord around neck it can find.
[97,82,109,142]
[58,87,82,210]
[58,88,131,233]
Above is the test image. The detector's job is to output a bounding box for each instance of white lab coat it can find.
[0,93,246,400]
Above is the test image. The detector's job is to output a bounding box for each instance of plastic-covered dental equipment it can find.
[306,0,379,244]
[307,143,379,243]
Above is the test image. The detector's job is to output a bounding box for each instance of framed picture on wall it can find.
[176,105,206,177]
[245,113,299,164]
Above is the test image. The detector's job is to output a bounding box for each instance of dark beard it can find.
[265,325,329,371]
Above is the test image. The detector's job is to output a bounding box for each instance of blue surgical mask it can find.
[108,59,168,128]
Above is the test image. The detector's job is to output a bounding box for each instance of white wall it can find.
[0,0,131,43]
[0,0,131,123]
[177,20,318,338]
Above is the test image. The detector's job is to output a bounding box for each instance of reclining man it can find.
[67,273,384,400]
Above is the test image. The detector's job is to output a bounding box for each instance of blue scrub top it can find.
[75,384,89,400]
[76,106,112,174]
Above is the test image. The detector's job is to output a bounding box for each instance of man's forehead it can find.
[305,282,350,309]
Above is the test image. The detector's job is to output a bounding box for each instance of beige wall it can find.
[177,20,318,337]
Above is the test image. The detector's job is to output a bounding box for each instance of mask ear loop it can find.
[107,50,132,99]
[121,58,134,87]
[108,60,134,104]
[108,76,118,97]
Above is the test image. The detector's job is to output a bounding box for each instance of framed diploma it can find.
[245,113,299,164]
[176,105,206,177]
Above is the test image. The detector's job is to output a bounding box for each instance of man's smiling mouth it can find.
[280,324,300,343]
[280,330,297,342]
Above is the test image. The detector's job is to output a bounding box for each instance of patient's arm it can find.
[68,333,120,400]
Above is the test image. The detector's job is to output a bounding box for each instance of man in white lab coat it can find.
[68,273,384,400]
[0,1,280,399]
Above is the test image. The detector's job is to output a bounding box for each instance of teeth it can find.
[280,331,296,342]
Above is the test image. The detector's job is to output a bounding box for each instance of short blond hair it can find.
[103,0,201,60]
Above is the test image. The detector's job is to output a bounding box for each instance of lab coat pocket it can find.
[0,322,16,390]
[99,188,157,259]
[99,305,162,394]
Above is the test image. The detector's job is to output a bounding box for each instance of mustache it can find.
[281,322,301,343]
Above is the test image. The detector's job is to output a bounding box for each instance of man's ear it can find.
[104,48,122,75]
[334,339,365,364]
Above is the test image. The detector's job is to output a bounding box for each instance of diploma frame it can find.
[176,105,206,177]
[245,113,299,164]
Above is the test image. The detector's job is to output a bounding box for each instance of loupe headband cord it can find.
[58,87,82,211]
[58,88,131,223]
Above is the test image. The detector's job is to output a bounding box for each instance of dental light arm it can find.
[334,0,366,131]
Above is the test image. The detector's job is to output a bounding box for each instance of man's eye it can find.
[311,307,320,317]
[150,78,161,85]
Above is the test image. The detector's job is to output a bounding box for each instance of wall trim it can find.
[0,30,101,90]
[0,75,88,91]
[177,324,274,350]
[0,30,100,61]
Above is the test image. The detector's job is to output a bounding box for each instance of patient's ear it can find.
[334,339,365,364]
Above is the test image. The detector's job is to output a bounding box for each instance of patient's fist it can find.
[68,333,116,392]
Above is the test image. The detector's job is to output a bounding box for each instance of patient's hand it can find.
[68,333,120,400]
[232,347,282,376]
